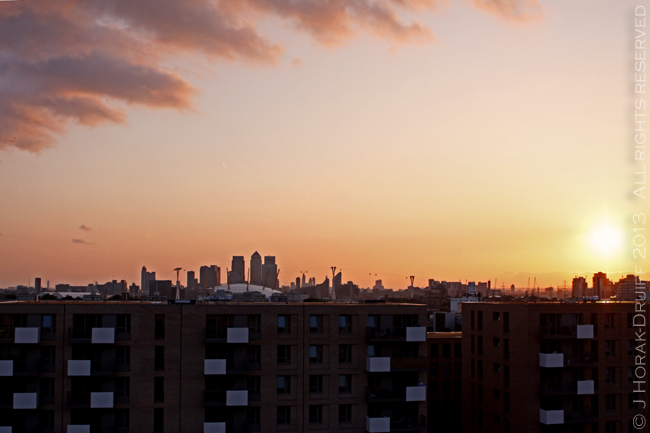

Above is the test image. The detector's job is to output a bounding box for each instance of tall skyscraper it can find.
[141,266,155,297]
[571,276,588,297]
[261,256,277,288]
[34,277,41,295]
[592,272,613,299]
[230,256,245,284]
[200,266,218,288]
[210,265,221,286]
[250,252,262,285]
[187,271,196,289]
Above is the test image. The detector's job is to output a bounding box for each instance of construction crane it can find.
[174,268,183,300]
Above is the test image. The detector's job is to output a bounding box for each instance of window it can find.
[471,311,475,330]
[493,363,501,373]
[454,342,462,357]
[454,361,462,377]
[606,394,617,411]
[116,378,130,401]
[277,376,291,394]
[478,336,483,355]
[442,380,451,396]
[493,338,501,347]
[116,314,130,334]
[310,315,323,334]
[277,315,291,333]
[277,345,291,364]
[442,362,451,378]
[339,315,352,333]
[493,415,501,425]
[339,404,352,424]
[310,345,323,364]
[477,311,483,330]
[116,346,130,367]
[153,408,164,433]
[247,376,261,397]
[504,365,510,386]
[606,367,616,384]
[154,346,164,371]
[605,340,616,357]
[309,375,323,394]
[339,375,351,393]
[471,335,475,355]
[629,367,634,383]
[503,392,510,413]
[248,315,261,335]
[430,362,439,377]
[503,313,510,333]
[430,343,439,358]
[504,339,510,360]
[248,345,261,365]
[41,315,55,333]
[155,315,165,340]
[605,313,615,330]
[478,360,483,380]
[606,421,617,433]
[471,359,475,379]
[629,339,636,356]
[367,315,378,328]
[154,377,164,403]
[628,313,634,329]
[41,346,55,367]
[478,385,483,404]
[493,389,501,399]
[493,312,501,321]
[277,406,291,425]
[339,345,352,364]
[309,405,323,424]
[247,407,260,427]
[115,409,129,429]
[442,343,451,358]
[39,378,54,399]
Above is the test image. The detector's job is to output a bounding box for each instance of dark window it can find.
[309,405,323,424]
[477,311,483,331]
[504,339,510,360]
[41,346,55,367]
[277,406,291,425]
[247,376,261,397]
[115,409,129,429]
[504,391,510,413]
[39,378,54,399]
[154,408,164,433]
[277,345,291,364]
[478,385,483,404]
[493,312,501,321]
[471,311,475,330]
[116,346,130,366]
[339,374,352,393]
[503,313,510,333]
[309,315,323,334]
[248,315,261,334]
[606,367,616,384]
[504,365,510,386]
[116,315,130,334]
[493,363,501,373]
[493,338,501,347]
[454,361,462,377]
[39,411,54,430]
[628,313,634,329]
[309,375,323,394]
[155,315,165,340]
[605,340,616,357]
[442,343,451,358]
[116,378,130,398]
[154,346,164,371]
[442,380,451,396]
[339,315,352,333]
[247,345,261,365]
[471,359,475,379]
[277,376,291,394]
[471,335,475,355]
[478,360,483,380]
[454,342,462,357]
[493,389,500,399]
[605,313,615,330]
[430,362,439,377]
[629,339,636,356]
[606,421,617,433]
[606,394,617,411]
[154,377,164,402]
[247,407,260,427]
[277,315,290,333]
[339,344,352,364]
[41,315,55,333]
[442,362,451,378]
[339,404,352,423]
[430,343,439,358]
[309,345,323,364]
[493,415,500,425]
[478,336,483,355]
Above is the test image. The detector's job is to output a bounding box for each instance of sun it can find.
[590,224,622,254]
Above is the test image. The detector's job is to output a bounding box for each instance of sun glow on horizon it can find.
[590,224,623,255]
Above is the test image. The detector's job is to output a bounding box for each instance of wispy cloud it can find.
[0,0,543,152]
[79,224,92,231]
[72,238,94,245]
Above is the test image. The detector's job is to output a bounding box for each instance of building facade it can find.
[0,301,428,433]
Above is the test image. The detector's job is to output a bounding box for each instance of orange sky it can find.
[0,0,641,289]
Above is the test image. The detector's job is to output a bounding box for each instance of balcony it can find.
[205,359,226,375]
[564,408,597,423]
[204,423,226,433]
[391,416,426,432]
[68,360,91,376]
[13,393,38,409]
[540,409,564,425]
[68,328,116,344]
[67,427,90,433]
[539,353,563,368]
[90,392,114,408]
[366,417,390,433]
[563,352,597,366]
[14,328,40,344]
[577,380,594,395]
[367,386,426,402]
[227,328,248,343]
[367,357,391,372]
[367,327,424,342]
[0,427,10,433]
[67,392,91,408]
[92,329,115,344]
[540,325,594,339]
[226,390,248,406]
[0,360,12,376]
[13,360,41,376]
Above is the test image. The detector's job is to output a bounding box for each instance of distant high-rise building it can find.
[295,277,301,289]
[572,276,588,297]
[187,271,196,289]
[301,273,306,288]
[200,266,218,288]
[332,272,342,297]
[592,272,613,299]
[261,256,277,288]
[34,278,41,295]
[149,280,172,298]
[614,274,639,301]
[250,252,262,285]
[229,256,245,284]
[211,265,221,286]
[141,267,155,297]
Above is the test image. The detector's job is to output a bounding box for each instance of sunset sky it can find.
[0,0,641,290]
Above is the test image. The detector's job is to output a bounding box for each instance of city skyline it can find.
[0,1,637,289]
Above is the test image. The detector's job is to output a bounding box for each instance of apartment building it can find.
[426,332,462,433]
[0,301,428,433]
[462,302,648,433]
